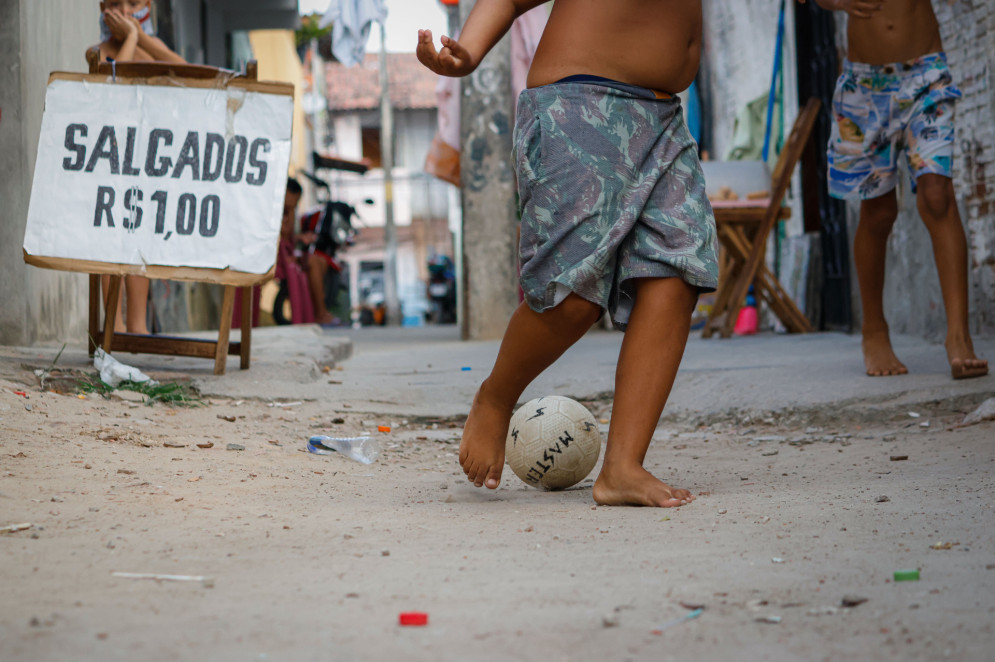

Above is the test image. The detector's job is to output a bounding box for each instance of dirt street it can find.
[1,343,994,661]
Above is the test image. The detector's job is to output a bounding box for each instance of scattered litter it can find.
[806,606,838,617]
[377,425,391,433]
[13,391,27,397]
[93,349,156,387]
[907,411,920,418]
[268,401,303,408]
[841,595,868,608]
[112,571,214,588]
[602,613,619,628]
[717,509,727,515]
[961,398,995,427]
[599,418,609,424]
[771,557,785,564]
[0,523,32,534]
[461,367,471,372]
[929,541,960,550]
[893,569,920,582]
[651,608,703,634]
[678,602,706,611]
[755,616,781,624]
[307,436,380,464]
[399,612,428,626]
[875,495,890,503]
[889,455,909,462]
[919,421,930,428]
[226,444,245,451]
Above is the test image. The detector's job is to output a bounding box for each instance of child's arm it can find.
[124,14,186,63]
[417,0,548,77]
[797,0,883,18]
[135,33,186,63]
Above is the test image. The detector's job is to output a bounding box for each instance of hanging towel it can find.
[320,0,388,68]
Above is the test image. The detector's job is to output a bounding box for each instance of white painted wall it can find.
[0,0,99,346]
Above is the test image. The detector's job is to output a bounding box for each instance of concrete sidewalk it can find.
[315,325,995,423]
[6,324,993,423]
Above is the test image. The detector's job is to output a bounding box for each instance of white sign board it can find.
[24,78,293,275]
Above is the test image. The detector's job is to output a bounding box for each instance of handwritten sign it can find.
[23,78,293,275]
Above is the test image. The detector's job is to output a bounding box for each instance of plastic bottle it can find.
[307,436,380,464]
[733,288,759,336]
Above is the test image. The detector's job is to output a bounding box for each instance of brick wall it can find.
[934,0,995,333]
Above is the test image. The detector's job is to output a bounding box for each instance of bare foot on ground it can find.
[947,339,988,380]
[862,330,908,377]
[459,384,512,489]
[592,465,695,507]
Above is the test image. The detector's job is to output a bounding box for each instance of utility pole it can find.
[458,0,517,340]
[379,22,401,326]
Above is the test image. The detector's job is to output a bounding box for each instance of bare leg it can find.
[100,275,126,333]
[593,277,698,508]
[306,255,335,325]
[461,295,601,488]
[916,174,987,379]
[853,191,908,376]
[124,276,150,335]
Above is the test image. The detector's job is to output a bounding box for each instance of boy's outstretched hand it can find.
[416,29,476,77]
[797,0,883,19]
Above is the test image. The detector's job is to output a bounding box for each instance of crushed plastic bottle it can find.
[307,436,380,464]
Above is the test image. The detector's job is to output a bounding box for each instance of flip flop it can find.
[951,358,989,380]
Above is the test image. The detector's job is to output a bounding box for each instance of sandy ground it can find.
[1,356,993,661]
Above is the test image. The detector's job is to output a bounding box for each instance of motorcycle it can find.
[272,165,362,326]
[426,255,457,325]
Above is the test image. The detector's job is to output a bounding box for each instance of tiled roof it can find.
[325,53,438,111]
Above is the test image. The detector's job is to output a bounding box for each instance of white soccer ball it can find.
[505,396,602,490]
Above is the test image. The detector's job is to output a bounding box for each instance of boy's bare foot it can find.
[592,464,695,508]
[862,329,908,376]
[460,383,512,489]
[947,339,988,380]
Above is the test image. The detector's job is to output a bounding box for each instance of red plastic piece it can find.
[399,612,428,626]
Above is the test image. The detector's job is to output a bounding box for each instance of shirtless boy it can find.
[417,0,717,507]
[803,0,987,379]
[93,0,184,333]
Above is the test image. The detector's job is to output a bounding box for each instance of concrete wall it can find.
[0,0,98,347]
[702,0,799,176]
[842,1,995,340]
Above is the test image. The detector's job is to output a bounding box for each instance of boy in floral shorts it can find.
[806,0,987,379]
[417,0,718,507]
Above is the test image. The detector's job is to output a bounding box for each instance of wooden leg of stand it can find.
[240,287,252,370]
[88,275,100,356]
[102,275,123,354]
[215,285,236,375]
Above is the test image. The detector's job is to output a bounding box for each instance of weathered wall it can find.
[0,0,97,347]
[842,0,995,340]
[702,0,799,174]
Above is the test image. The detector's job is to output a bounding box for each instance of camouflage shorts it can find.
[513,78,718,330]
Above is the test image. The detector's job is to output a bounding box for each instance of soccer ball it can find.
[505,396,602,490]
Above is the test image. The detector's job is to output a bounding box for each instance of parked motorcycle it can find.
[426,255,457,325]
[272,162,363,325]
